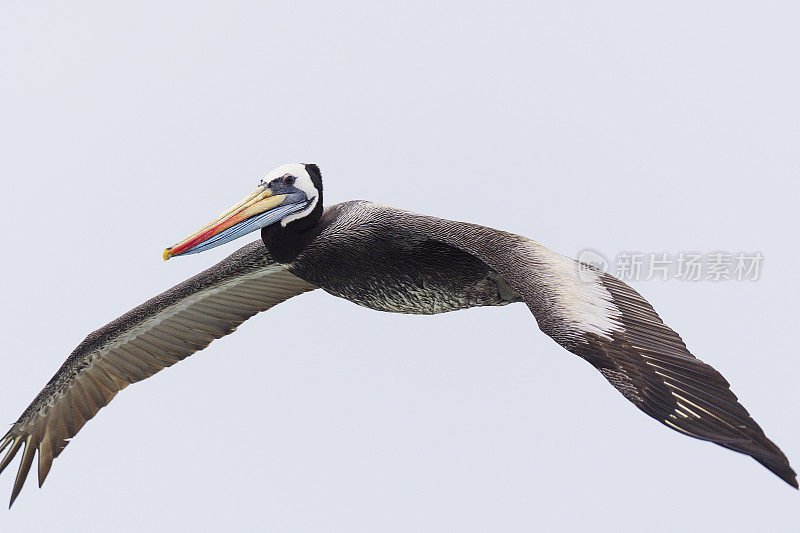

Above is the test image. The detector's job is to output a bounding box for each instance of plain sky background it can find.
[1,2,798,531]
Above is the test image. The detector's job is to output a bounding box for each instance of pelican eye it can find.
[283,175,296,187]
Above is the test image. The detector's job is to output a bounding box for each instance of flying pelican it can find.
[0,163,795,506]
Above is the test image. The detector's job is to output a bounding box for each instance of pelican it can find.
[1,163,795,506]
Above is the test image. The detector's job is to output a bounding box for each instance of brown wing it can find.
[460,230,797,488]
[0,240,316,506]
[364,203,796,488]
[570,272,797,488]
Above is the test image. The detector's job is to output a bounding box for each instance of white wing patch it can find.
[531,245,623,340]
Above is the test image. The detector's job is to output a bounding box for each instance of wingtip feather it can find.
[758,456,798,489]
[0,436,22,478]
[9,435,34,508]
[37,440,53,489]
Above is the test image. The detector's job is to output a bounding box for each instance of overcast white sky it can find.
[1,2,798,531]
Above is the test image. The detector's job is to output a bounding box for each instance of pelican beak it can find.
[163,183,308,260]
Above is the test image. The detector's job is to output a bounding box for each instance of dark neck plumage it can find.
[261,198,323,263]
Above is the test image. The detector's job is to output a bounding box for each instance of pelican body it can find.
[1,163,795,506]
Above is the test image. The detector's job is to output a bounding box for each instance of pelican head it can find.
[164,163,323,260]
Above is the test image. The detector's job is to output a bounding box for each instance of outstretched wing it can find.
[0,240,317,506]
[376,204,796,488]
